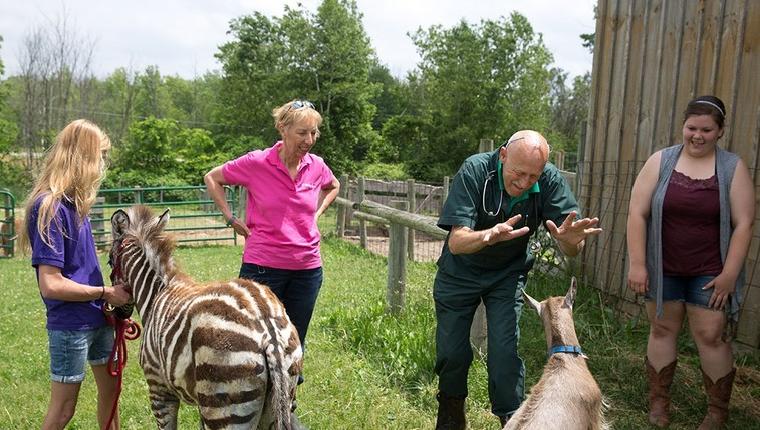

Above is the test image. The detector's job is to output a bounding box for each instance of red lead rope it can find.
[102,309,141,430]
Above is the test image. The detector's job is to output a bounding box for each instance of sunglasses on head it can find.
[500,136,525,150]
[290,100,315,110]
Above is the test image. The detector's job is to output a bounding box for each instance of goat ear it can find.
[111,209,130,239]
[523,289,542,314]
[563,276,577,309]
[157,208,170,231]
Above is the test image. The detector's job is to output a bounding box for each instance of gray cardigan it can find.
[646,144,744,330]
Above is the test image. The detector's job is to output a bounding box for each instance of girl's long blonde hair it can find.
[19,119,111,250]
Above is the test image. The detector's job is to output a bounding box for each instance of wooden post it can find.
[442,176,450,212]
[555,150,565,170]
[387,200,408,314]
[470,302,488,354]
[0,194,12,256]
[470,139,494,352]
[358,177,367,249]
[133,186,143,204]
[345,177,355,230]
[478,138,494,153]
[233,186,245,246]
[336,174,348,237]
[406,179,416,261]
[92,197,106,250]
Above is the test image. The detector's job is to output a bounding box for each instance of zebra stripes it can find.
[110,205,303,429]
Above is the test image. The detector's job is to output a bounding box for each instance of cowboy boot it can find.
[646,357,677,427]
[435,391,466,430]
[697,368,736,429]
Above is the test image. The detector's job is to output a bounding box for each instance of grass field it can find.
[1,230,758,429]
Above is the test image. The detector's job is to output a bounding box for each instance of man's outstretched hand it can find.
[483,214,531,244]
[546,211,602,256]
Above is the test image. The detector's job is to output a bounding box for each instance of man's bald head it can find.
[499,130,550,197]
[504,130,550,163]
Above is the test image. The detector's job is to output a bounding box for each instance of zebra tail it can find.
[264,341,292,430]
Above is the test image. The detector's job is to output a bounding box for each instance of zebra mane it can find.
[113,205,178,280]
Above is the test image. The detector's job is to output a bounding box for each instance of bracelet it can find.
[99,285,105,300]
[226,215,237,227]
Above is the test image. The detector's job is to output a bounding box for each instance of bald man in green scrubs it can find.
[433,130,602,429]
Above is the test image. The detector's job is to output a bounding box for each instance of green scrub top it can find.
[436,150,580,282]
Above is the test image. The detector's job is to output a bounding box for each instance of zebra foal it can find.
[109,205,304,429]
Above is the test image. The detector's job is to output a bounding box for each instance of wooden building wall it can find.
[579,0,760,349]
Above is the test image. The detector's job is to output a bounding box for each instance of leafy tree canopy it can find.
[216,0,381,176]
[387,13,553,180]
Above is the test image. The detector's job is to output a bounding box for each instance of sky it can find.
[0,0,597,80]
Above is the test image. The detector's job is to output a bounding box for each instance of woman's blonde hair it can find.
[19,119,111,250]
[272,100,322,137]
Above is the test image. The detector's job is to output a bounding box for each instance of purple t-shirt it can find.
[222,141,336,270]
[29,197,106,330]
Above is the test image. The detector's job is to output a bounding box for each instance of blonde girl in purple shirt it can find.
[205,100,340,379]
[20,119,132,430]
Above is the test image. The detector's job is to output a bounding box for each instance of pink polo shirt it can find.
[222,141,336,270]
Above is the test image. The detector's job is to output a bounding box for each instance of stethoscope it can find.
[482,167,542,254]
[482,169,503,217]
[482,137,523,217]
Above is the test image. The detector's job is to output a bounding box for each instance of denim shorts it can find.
[48,325,114,383]
[645,275,716,308]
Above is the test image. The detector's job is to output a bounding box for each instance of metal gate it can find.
[91,185,240,247]
[0,189,15,258]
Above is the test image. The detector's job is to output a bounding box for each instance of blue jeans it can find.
[646,275,716,308]
[48,325,114,383]
[238,263,323,348]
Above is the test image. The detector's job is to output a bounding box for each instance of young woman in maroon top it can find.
[626,96,754,428]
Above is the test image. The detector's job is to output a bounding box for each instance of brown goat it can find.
[504,278,607,430]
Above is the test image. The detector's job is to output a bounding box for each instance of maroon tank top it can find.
[661,170,723,276]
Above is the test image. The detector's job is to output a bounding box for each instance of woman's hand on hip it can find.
[627,264,649,295]
[703,273,736,310]
[231,218,250,238]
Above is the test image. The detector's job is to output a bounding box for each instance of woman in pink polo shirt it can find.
[204,100,339,370]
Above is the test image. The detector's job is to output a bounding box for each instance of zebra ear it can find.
[563,276,577,309]
[157,208,170,231]
[111,209,130,239]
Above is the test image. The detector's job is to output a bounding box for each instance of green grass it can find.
[1,234,758,429]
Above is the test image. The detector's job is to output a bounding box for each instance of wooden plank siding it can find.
[580,0,760,349]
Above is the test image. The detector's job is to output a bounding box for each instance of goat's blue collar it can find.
[548,344,586,359]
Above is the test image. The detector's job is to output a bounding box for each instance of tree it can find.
[546,68,590,162]
[306,0,381,172]
[215,12,293,144]
[216,0,380,175]
[115,116,180,174]
[0,36,19,156]
[12,10,96,168]
[94,67,138,143]
[133,66,175,119]
[367,60,412,133]
[396,13,553,180]
[580,4,598,54]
